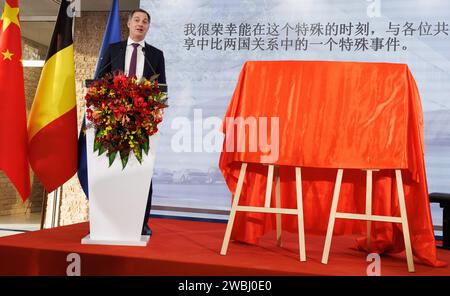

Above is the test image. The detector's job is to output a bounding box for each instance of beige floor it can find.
[0,213,41,237]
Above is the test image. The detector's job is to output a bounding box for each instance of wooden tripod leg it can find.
[220,163,247,255]
[296,167,306,261]
[395,170,415,273]
[322,169,344,264]
[264,165,274,208]
[275,166,282,247]
[366,170,373,250]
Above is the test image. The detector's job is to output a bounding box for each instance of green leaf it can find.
[93,130,103,152]
[143,138,149,155]
[120,152,129,169]
[93,139,101,153]
[98,145,106,156]
[108,152,117,167]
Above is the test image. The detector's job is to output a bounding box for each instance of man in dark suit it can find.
[98,8,166,236]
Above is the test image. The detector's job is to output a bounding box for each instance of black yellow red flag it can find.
[28,0,77,192]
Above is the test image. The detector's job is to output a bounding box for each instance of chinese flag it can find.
[0,0,30,201]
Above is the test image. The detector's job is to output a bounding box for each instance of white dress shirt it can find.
[124,37,145,79]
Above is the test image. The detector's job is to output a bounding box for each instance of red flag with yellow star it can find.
[0,0,30,201]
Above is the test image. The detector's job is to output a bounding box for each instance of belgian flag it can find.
[28,0,77,193]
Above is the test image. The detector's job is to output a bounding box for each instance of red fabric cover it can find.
[219,61,445,267]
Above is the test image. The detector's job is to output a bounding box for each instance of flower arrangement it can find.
[85,71,168,169]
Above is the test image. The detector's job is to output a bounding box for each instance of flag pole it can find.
[39,189,48,229]
[49,186,64,228]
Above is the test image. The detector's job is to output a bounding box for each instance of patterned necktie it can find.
[128,43,140,77]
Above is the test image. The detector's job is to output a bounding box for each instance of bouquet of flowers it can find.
[85,71,168,169]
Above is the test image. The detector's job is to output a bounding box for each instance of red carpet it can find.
[0,218,448,276]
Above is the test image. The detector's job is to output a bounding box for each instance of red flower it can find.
[84,71,168,168]
[86,109,93,120]
[134,97,147,108]
[113,106,127,120]
[113,73,129,88]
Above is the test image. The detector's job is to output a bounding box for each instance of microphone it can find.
[142,47,167,92]
[142,47,157,76]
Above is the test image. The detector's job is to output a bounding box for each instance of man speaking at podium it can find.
[98,8,166,237]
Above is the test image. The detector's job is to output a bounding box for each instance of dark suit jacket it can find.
[97,40,166,84]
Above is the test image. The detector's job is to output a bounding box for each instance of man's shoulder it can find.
[144,43,164,56]
[108,40,127,49]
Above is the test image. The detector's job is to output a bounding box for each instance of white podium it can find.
[81,123,159,246]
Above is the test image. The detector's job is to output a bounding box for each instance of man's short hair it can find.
[128,9,151,23]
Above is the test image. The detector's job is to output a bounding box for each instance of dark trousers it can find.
[143,181,153,228]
